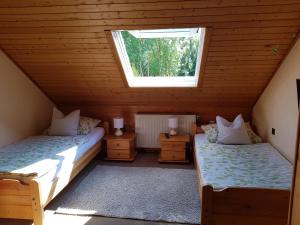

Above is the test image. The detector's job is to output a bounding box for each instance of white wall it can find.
[252,38,300,163]
[0,50,54,147]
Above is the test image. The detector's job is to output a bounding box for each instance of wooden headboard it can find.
[191,123,204,136]
[100,121,110,135]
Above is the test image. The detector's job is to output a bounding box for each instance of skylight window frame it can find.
[128,28,200,39]
[111,27,207,88]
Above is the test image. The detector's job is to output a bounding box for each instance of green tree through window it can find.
[121,31,200,77]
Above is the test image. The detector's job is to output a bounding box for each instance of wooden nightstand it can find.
[159,133,190,163]
[105,132,137,161]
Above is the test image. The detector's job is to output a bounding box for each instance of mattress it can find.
[0,127,104,182]
[194,134,293,190]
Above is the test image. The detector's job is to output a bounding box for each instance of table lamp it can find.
[168,117,178,136]
[113,117,124,136]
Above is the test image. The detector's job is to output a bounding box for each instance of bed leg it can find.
[201,185,213,225]
[30,180,44,225]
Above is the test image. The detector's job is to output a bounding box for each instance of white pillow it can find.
[216,114,251,145]
[48,108,80,136]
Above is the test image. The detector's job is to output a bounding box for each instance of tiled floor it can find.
[0,152,194,225]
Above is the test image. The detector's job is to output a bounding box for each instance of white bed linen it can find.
[194,134,292,190]
[0,127,104,182]
[74,127,105,161]
[194,133,208,145]
[38,127,105,181]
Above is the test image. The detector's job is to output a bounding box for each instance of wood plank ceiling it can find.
[0,0,299,124]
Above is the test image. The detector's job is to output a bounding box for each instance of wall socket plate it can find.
[272,128,276,135]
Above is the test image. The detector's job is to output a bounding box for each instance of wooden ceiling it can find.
[0,0,299,123]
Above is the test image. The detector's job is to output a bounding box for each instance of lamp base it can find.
[115,128,123,136]
[169,129,177,136]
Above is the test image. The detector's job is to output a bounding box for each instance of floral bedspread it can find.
[195,140,293,190]
[0,135,90,181]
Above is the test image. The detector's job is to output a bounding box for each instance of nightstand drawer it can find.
[160,150,185,161]
[161,141,186,151]
[107,150,130,159]
[107,140,129,149]
[105,132,136,161]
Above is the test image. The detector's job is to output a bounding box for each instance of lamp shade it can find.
[168,117,178,129]
[113,117,124,129]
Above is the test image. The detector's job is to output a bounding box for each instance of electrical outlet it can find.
[272,128,276,135]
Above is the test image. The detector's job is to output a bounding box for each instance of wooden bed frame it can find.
[0,121,109,225]
[192,124,291,225]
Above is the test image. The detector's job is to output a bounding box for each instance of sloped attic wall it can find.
[0,50,54,147]
[253,37,300,163]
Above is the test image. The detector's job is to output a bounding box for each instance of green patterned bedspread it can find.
[195,138,292,190]
[0,135,90,181]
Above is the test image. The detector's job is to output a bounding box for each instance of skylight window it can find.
[112,28,206,87]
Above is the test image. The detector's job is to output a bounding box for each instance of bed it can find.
[193,130,293,225]
[0,122,108,225]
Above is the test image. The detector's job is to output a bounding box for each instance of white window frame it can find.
[112,28,206,88]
